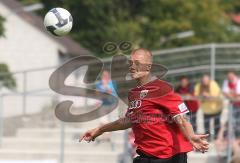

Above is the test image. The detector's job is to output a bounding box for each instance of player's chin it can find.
[131,72,147,80]
[130,73,140,79]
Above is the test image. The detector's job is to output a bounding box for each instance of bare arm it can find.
[174,115,209,153]
[99,117,132,132]
[80,117,132,142]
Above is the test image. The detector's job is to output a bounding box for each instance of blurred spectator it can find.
[95,70,117,147]
[194,74,223,139]
[215,122,228,157]
[96,70,117,121]
[215,122,240,159]
[222,71,240,139]
[96,70,117,105]
[176,76,199,132]
[215,121,240,159]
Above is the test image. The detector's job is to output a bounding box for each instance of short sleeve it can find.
[210,81,221,97]
[222,80,229,94]
[150,93,189,118]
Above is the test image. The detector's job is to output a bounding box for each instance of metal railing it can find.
[0,43,240,163]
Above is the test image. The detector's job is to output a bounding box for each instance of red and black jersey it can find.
[125,79,193,158]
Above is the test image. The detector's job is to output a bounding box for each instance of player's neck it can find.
[137,73,152,87]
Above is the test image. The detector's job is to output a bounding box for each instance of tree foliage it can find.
[0,64,16,89]
[20,0,240,57]
[0,15,5,37]
[18,0,40,5]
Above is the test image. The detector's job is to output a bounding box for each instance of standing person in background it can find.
[176,76,199,132]
[96,70,118,122]
[194,74,223,140]
[222,71,240,142]
[96,70,117,105]
[216,71,240,160]
[95,70,117,145]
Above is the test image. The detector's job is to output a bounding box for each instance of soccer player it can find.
[80,48,209,163]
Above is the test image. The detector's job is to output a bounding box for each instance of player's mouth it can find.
[130,68,137,73]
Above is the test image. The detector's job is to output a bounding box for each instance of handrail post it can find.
[210,43,216,80]
[227,103,234,163]
[60,122,65,163]
[22,71,27,115]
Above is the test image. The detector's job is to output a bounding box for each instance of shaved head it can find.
[131,48,153,64]
[129,48,153,80]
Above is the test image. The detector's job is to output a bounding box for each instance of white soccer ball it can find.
[44,8,73,36]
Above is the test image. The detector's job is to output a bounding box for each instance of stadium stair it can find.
[0,104,224,163]
[0,115,125,163]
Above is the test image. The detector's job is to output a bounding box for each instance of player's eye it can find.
[134,61,141,66]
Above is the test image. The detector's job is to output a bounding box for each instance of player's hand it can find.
[190,134,209,153]
[79,127,103,143]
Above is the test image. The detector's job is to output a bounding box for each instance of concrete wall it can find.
[0,2,67,117]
